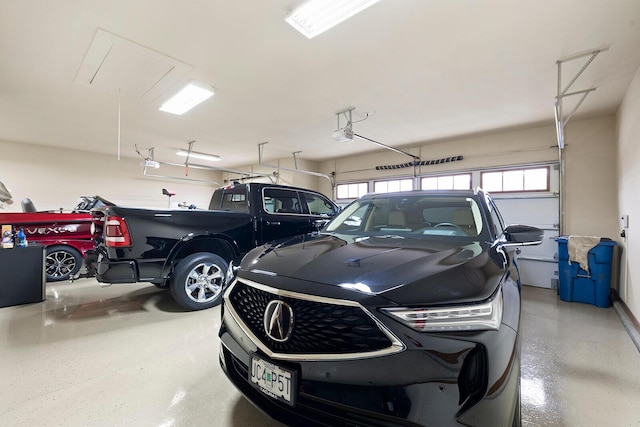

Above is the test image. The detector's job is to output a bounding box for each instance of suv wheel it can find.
[46,245,82,282]
[170,252,228,310]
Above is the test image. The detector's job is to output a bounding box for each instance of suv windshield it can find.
[325,194,487,242]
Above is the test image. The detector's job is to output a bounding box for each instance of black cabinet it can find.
[0,244,46,308]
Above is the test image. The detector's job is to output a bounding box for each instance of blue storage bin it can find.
[556,237,616,307]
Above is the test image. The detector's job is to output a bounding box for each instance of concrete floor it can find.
[0,279,639,426]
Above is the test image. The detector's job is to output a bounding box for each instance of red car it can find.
[0,196,114,281]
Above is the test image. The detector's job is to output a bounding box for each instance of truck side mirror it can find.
[313,219,330,231]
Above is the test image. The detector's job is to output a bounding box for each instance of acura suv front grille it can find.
[226,279,403,359]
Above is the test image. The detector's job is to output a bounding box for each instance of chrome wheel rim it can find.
[184,262,224,303]
[46,251,76,278]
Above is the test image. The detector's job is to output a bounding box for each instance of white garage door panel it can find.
[517,258,558,288]
[494,196,559,289]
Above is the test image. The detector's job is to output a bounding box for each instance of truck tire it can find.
[170,252,228,311]
[46,245,83,282]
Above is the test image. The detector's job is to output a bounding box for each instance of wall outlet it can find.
[621,214,629,228]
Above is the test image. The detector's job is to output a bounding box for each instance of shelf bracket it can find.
[554,47,608,149]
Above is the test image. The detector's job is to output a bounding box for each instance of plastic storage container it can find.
[556,237,617,308]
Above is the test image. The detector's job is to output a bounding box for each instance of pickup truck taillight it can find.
[104,216,132,247]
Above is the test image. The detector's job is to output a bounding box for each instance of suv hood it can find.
[240,233,502,305]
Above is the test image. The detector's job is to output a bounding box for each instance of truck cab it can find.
[210,183,338,243]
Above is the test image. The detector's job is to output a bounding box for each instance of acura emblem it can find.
[264,300,294,342]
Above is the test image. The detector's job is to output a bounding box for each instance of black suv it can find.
[219,189,542,426]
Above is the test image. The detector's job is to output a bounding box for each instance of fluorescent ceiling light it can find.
[176,150,221,162]
[285,0,381,39]
[160,81,214,115]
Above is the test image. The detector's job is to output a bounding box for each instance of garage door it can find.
[494,196,559,289]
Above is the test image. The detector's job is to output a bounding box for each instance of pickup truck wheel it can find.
[170,253,228,311]
[45,245,83,282]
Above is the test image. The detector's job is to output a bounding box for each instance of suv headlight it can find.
[382,290,503,332]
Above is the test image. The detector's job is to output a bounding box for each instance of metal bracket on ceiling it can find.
[180,140,275,182]
[137,145,220,185]
[182,140,196,165]
[135,143,273,184]
[335,107,355,132]
[292,151,302,170]
[334,106,418,161]
[554,47,608,149]
[257,142,335,188]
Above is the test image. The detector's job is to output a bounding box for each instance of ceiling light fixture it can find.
[143,159,160,169]
[176,150,221,162]
[160,81,214,115]
[332,127,353,143]
[285,0,381,39]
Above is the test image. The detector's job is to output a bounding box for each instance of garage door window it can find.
[336,182,368,200]
[481,167,549,193]
[374,179,413,193]
[421,174,471,190]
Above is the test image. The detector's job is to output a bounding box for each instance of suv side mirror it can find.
[503,224,544,245]
[489,225,543,269]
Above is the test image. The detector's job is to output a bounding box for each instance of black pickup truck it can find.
[91,183,338,310]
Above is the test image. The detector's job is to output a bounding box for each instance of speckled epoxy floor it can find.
[520,286,640,426]
[0,280,638,426]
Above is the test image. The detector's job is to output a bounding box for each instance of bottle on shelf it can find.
[16,227,27,247]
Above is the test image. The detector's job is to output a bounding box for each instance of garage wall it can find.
[317,118,619,240]
[562,116,619,239]
[0,140,221,211]
[617,65,640,319]
[0,139,325,212]
[320,123,559,191]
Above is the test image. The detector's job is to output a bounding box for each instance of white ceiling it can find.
[1,0,639,167]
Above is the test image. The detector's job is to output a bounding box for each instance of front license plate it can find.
[249,354,296,406]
